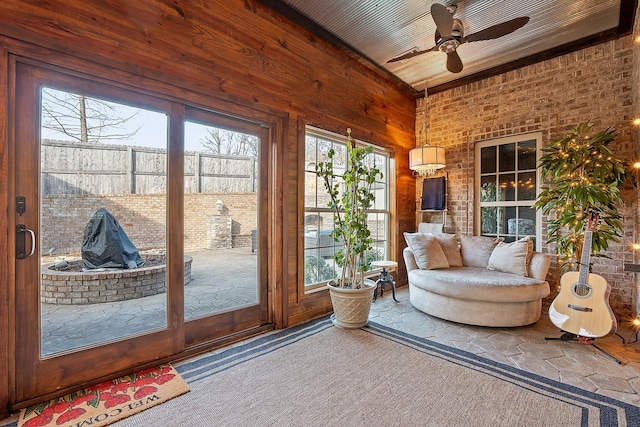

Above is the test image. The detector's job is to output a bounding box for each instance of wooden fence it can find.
[41,140,256,194]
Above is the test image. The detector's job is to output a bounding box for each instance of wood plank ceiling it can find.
[259,0,637,96]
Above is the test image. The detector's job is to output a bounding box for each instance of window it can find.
[303,127,390,288]
[475,132,542,248]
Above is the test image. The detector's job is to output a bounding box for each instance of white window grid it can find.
[475,132,543,250]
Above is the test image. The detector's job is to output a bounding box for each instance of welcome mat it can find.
[17,364,189,427]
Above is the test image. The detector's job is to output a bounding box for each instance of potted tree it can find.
[316,128,382,328]
[533,122,633,271]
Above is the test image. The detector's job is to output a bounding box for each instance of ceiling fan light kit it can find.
[388,3,530,74]
[438,39,460,53]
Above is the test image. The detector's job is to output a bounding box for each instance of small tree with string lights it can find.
[533,122,633,272]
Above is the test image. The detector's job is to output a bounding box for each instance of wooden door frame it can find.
[1,40,287,413]
[1,44,14,421]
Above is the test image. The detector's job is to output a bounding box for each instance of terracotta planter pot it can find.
[327,279,376,328]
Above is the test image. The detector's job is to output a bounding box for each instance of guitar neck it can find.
[578,231,593,284]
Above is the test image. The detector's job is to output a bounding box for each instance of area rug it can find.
[14,319,640,427]
[17,364,189,427]
[78,318,638,427]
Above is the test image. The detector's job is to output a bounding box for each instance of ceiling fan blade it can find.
[464,16,530,42]
[387,46,438,63]
[446,51,463,73]
[431,3,453,38]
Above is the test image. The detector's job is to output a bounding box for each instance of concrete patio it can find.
[41,248,258,356]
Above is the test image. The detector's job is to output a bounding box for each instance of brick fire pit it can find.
[41,256,192,304]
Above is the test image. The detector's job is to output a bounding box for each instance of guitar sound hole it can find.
[572,284,591,297]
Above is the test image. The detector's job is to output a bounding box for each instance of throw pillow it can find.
[460,235,503,268]
[433,233,463,267]
[403,232,450,270]
[487,236,533,277]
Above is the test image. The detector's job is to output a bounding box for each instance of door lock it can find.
[16,196,26,215]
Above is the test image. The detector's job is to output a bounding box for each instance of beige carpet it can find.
[104,319,639,427]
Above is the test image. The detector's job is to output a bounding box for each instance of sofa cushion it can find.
[403,232,449,270]
[433,233,463,267]
[528,252,551,281]
[487,236,533,277]
[460,236,502,268]
[408,267,549,303]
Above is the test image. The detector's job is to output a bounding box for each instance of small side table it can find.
[371,260,398,302]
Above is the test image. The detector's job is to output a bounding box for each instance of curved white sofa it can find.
[403,234,551,327]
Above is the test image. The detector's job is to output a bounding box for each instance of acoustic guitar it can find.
[548,214,617,338]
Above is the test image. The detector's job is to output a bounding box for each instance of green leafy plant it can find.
[533,122,633,271]
[304,256,337,285]
[316,128,382,289]
[364,248,383,271]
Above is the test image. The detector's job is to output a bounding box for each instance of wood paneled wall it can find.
[0,0,416,417]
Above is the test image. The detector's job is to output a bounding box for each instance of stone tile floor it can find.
[370,287,640,406]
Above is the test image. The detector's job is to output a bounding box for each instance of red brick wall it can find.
[42,193,257,254]
[417,34,639,319]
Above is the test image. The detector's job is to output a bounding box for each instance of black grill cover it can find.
[81,208,144,269]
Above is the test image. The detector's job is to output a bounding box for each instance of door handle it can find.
[16,224,36,259]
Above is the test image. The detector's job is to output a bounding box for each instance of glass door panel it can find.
[14,63,175,402]
[183,121,259,320]
[39,88,169,356]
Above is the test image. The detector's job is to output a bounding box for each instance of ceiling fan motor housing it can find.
[451,18,464,37]
[437,18,463,53]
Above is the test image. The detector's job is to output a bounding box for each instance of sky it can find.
[40,87,226,152]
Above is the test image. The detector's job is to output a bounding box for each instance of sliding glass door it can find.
[12,61,270,403]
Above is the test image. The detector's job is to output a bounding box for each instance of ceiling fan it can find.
[388,3,529,73]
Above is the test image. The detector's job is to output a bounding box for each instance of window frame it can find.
[303,126,390,290]
[474,132,543,250]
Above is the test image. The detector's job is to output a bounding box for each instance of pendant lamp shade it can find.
[409,146,446,176]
